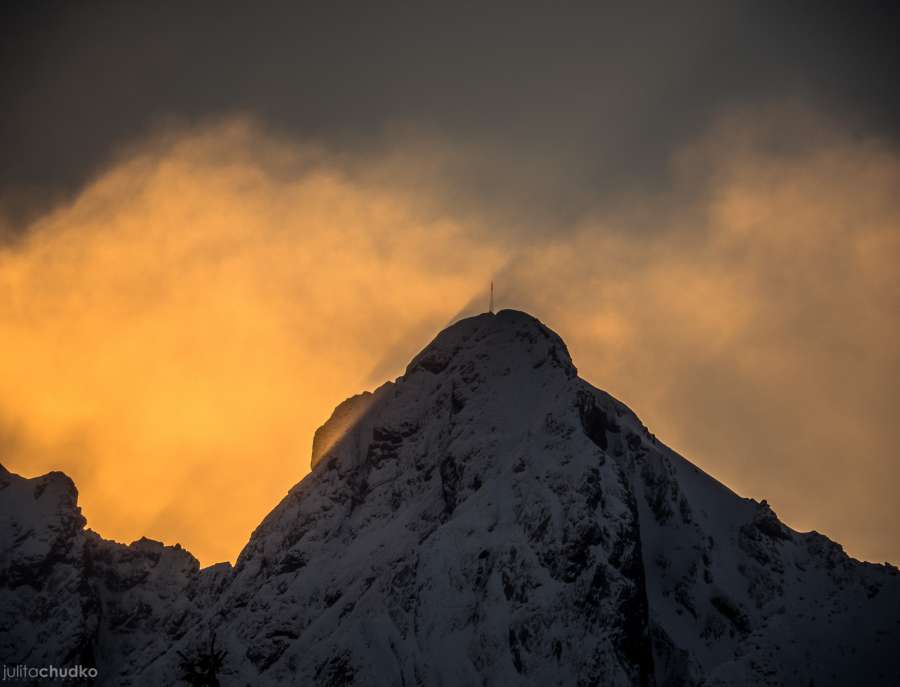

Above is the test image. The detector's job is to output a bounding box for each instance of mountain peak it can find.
[310,310,577,471]
[405,309,576,379]
[3,312,898,686]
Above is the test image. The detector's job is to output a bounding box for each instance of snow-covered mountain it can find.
[1,310,898,686]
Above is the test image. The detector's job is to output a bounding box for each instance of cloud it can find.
[501,108,900,564]
[1,108,898,566]
[0,119,505,564]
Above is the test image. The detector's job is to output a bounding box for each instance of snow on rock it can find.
[0,465,229,685]
[1,310,898,686]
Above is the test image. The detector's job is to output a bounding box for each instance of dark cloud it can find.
[2,1,899,230]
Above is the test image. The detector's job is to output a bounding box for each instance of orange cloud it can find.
[0,120,504,564]
[501,110,900,564]
[1,109,898,566]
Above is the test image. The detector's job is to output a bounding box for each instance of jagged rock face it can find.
[0,467,229,686]
[1,310,899,686]
[225,311,655,686]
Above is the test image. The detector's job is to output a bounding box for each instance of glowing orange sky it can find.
[1,109,898,566]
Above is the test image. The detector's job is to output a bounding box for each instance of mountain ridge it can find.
[1,310,897,686]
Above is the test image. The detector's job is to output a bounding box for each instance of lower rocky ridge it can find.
[1,311,898,686]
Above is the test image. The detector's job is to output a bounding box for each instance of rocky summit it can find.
[1,310,898,686]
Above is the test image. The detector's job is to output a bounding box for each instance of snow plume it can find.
[1,107,898,565]
[0,119,505,564]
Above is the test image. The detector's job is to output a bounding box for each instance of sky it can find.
[1,1,898,566]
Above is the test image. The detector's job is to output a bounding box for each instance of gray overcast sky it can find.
[2,1,899,226]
